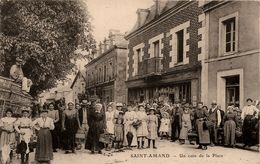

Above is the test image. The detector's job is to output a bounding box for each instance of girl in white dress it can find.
[159,112,170,140]
[123,105,137,147]
[15,108,33,163]
[136,104,148,149]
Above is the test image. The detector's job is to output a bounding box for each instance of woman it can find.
[32,109,54,164]
[136,104,148,149]
[147,107,158,149]
[85,103,106,154]
[123,104,137,147]
[62,102,81,154]
[15,108,33,163]
[0,109,16,164]
[179,104,192,144]
[194,103,210,150]
[223,106,237,147]
[47,103,59,152]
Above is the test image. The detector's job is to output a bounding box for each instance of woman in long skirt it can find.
[136,104,148,149]
[15,108,33,163]
[179,105,192,144]
[223,106,237,147]
[123,105,137,147]
[32,110,54,164]
[147,108,158,149]
[194,104,210,150]
[0,109,16,164]
[85,103,106,154]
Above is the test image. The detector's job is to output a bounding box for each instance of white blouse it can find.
[32,117,54,130]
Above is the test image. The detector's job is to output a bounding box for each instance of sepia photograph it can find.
[0,0,259,164]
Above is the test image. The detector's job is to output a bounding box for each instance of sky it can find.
[86,0,154,42]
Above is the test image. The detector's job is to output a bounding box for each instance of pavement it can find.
[11,140,260,164]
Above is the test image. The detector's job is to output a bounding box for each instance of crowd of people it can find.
[0,97,259,164]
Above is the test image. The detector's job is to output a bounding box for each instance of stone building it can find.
[199,1,260,109]
[70,70,86,103]
[85,30,128,103]
[125,1,204,104]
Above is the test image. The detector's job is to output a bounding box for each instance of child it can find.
[159,112,170,140]
[136,104,148,149]
[105,105,115,150]
[114,112,124,150]
[179,105,192,144]
[147,107,158,149]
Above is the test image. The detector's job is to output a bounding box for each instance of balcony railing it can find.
[138,57,163,77]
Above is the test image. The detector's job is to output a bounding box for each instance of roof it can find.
[126,0,189,39]
[84,44,127,68]
[70,70,86,89]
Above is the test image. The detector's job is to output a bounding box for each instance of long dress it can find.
[179,112,192,140]
[62,109,79,151]
[15,117,33,154]
[85,111,106,151]
[223,112,236,146]
[147,115,158,140]
[105,111,115,134]
[123,111,137,146]
[194,108,210,145]
[32,117,54,162]
[136,111,148,137]
[0,117,16,164]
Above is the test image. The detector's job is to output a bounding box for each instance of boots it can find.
[25,153,29,163]
[147,139,151,148]
[137,141,140,149]
[141,141,145,149]
[152,140,157,149]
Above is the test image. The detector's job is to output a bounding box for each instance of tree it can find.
[0,0,96,97]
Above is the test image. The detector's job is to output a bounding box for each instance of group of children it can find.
[104,102,174,151]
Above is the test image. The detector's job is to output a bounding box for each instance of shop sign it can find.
[158,87,175,94]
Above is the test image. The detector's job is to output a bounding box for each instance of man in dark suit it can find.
[78,100,89,137]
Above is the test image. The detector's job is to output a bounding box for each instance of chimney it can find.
[154,0,161,16]
[108,29,125,45]
[136,9,149,27]
[104,38,110,50]
[99,42,105,54]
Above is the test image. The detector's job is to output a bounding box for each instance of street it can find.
[12,140,259,164]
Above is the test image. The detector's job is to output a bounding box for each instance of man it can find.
[78,100,89,138]
[47,103,59,152]
[62,102,81,153]
[10,57,32,92]
[208,100,222,146]
[241,98,259,148]
[171,100,183,142]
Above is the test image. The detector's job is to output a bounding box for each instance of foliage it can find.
[0,0,96,97]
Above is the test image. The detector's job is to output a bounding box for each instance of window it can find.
[99,67,102,83]
[137,49,141,62]
[219,12,238,55]
[223,18,236,53]
[153,41,160,58]
[176,30,184,63]
[104,65,107,82]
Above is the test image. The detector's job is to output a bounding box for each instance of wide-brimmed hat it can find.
[21,107,30,113]
[16,57,23,62]
[116,103,123,107]
[40,109,48,113]
[81,100,88,106]
[138,103,145,108]
[211,100,217,105]
[161,112,169,118]
[149,107,156,112]
[68,102,74,106]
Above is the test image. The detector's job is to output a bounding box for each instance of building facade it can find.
[70,70,86,104]
[200,1,260,110]
[126,1,203,104]
[85,30,128,103]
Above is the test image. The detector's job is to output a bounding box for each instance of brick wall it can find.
[127,1,203,80]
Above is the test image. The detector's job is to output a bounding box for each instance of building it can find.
[85,30,128,103]
[125,0,203,104]
[199,1,260,110]
[70,69,87,104]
